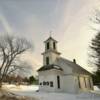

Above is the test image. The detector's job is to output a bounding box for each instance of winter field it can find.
[2,84,100,100]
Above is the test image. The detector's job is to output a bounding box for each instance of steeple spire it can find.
[49,31,53,37]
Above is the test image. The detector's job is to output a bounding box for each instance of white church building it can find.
[38,36,93,93]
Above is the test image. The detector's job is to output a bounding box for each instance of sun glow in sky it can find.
[0,0,100,75]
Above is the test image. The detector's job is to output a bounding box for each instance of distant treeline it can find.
[3,75,38,85]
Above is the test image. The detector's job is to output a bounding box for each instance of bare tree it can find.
[0,34,32,87]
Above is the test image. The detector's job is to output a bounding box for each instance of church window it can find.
[89,78,92,89]
[53,42,56,49]
[46,57,49,65]
[78,76,81,88]
[47,82,49,85]
[47,42,50,50]
[43,81,46,85]
[50,81,53,87]
[84,77,87,88]
[57,76,60,89]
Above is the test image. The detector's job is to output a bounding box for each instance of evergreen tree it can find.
[29,76,37,84]
[90,32,100,85]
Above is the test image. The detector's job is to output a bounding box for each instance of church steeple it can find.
[42,36,61,66]
[44,36,58,51]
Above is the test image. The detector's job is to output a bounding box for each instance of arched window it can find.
[57,76,60,89]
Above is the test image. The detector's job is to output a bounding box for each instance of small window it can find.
[53,42,56,49]
[40,83,42,85]
[47,42,50,50]
[50,81,53,87]
[43,81,46,85]
[46,57,49,65]
[46,82,49,85]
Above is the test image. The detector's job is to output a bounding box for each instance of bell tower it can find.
[42,36,61,66]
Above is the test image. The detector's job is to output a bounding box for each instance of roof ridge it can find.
[57,57,92,74]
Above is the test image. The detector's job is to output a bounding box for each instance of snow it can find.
[2,84,100,100]
[94,86,100,91]
[3,84,38,92]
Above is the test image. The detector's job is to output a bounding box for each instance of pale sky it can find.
[0,0,100,75]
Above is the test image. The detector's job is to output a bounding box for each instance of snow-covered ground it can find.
[94,86,100,92]
[2,84,100,100]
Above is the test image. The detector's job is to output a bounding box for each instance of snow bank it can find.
[2,84,39,92]
[2,84,100,100]
[94,86,100,91]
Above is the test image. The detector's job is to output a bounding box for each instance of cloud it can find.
[0,12,13,34]
[55,0,100,71]
[0,0,100,74]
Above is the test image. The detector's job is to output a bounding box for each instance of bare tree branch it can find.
[0,34,32,84]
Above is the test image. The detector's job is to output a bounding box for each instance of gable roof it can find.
[56,57,92,75]
[37,57,92,75]
[37,64,63,72]
[44,36,58,43]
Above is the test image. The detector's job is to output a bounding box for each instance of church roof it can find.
[38,57,92,74]
[56,57,92,75]
[44,36,58,43]
[37,64,63,72]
